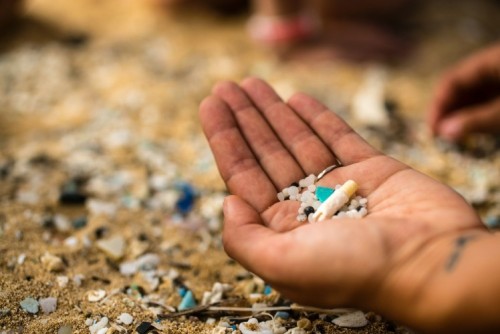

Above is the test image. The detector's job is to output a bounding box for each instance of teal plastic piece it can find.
[178,290,196,311]
[316,186,335,203]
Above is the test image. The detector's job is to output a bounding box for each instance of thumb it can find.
[222,195,277,273]
[437,98,500,142]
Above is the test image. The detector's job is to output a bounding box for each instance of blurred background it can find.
[0,0,499,332]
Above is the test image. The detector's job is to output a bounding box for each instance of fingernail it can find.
[439,120,463,141]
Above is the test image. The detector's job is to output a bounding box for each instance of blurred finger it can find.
[288,92,380,165]
[241,77,338,174]
[438,97,500,141]
[212,81,305,190]
[199,95,278,212]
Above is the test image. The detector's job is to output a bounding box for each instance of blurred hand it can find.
[428,43,500,142]
[0,0,23,29]
[200,78,484,332]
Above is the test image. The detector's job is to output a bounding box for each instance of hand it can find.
[199,78,484,332]
[428,43,500,142]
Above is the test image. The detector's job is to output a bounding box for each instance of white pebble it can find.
[96,328,108,334]
[297,214,307,222]
[359,198,368,205]
[277,192,285,202]
[307,184,316,192]
[117,313,133,325]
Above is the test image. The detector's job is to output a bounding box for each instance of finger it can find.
[437,97,500,142]
[240,77,338,175]
[287,92,380,165]
[212,81,304,190]
[199,95,278,212]
[428,45,500,135]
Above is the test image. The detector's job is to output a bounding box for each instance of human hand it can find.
[428,43,500,142]
[0,0,23,29]
[199,78,484,332]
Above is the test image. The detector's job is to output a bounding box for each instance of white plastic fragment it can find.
[88,317,108,334]
[87,289,106,302]
[332,310,368,328]
[40,252,64,272]
[96,236,126,260]
[39,297,57,314]
[56,276,69,288]
[312,180,358,222]
[117,312,134,325]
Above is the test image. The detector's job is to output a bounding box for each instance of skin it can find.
[428,43,500,142]
[199,77,500,333]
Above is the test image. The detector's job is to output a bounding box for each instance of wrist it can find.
[373,228,492,332]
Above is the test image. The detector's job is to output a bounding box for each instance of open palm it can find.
[199,78,484,326]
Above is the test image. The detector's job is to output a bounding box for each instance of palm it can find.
[200,78,482,308]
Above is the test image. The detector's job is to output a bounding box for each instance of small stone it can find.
[57,325,72,334]
[316,186,335,203]
[85,318,94,326]
[117,313,133,325]
[40,252,64,272]
[87,289,106,302]
[178,290,196,311]
[96,328,108,334]
[20,297,39,314]
[96,236,126,260]
[332,310,369,328]
[136,322,154,334]
[39,297,57,314]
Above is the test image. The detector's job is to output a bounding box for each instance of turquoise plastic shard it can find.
[316,186,335,203]
[178,290,197,311]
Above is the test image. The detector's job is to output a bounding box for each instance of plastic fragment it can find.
[20,297,39,314]
[178,290,196,311]
[175,182,196,215]
[39,297,57,314]
[332,310,368,328]
[315,186,335,203]
[136,321,154,334]
[312,180,358,222]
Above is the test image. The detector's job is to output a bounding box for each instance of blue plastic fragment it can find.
[231,325,237,330]
[178,290,196,311]
[316,186,335,203]
[485,216,500,229]
[263,285,272,295]
[177,287,188,297]
[175,182,196,215]
[275,311,290,319]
